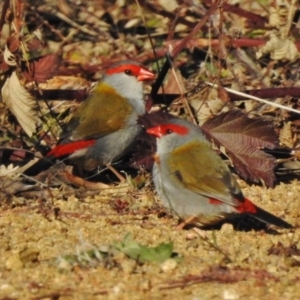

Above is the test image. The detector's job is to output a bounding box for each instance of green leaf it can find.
[113,234,176,263]
[138,242,174,263]
[113,233,141,260]
[57,233,180,270]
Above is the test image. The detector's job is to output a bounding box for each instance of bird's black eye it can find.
[124,69,132,75]
[166,129,173,134]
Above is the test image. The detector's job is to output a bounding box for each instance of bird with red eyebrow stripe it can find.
[25,60,155,176]
[146,118,292,229]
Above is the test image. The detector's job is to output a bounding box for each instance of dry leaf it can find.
[22,53,61,83]
[158,0,178,12]
[0,164,33,197]
[6,35,20,53]
[124,18,141,28]
[269,4,290,29]
[279,122,294,148]
[189,85,229,125]
[158,70,184,95]
[3,45,17,66]
[256,32,299,61]
[1,71,39,136]
[202,110,278,187]
[269,0,297,38]
[0,164,20,178]
[0,178,33,197]
[57,0,77,18]
[37,75,90,90]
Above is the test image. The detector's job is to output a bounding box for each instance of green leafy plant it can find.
[56,233,180,269]
[114,233,176,263]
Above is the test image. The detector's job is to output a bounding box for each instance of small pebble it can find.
[220,223,234,234]
[160,258,177,272]
[6,253,23,270]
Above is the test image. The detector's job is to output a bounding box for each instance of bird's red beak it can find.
[137,67,155,81]
[146,126,162,138]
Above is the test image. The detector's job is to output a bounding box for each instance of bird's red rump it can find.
[47,140,96,158]
[209,198,223,205]
[236,198,257,214]
[209,197,258,214]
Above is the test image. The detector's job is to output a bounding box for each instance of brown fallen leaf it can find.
[0,164,34,198]
[22,53,62,83]
[1,71,39,137]
[189,84,230,125]
[202,110,278,187]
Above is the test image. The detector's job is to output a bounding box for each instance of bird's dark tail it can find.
[249,204,293,229]
[23,156,56,176]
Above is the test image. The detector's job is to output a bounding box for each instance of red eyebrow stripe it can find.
[165,124,189,135]
[105,64,141,76]
[147,124,189,138]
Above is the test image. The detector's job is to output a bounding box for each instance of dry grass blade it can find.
[205,82,300,115]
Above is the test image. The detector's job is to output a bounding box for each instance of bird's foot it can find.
[176,215,198,230]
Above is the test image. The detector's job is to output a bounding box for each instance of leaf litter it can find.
[0,0,300,298]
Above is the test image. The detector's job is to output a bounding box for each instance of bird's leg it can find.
[176,215,198,230]
[106,163,126,182]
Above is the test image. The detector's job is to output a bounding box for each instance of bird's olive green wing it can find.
[167,141,242,206]
[62,83,134,141]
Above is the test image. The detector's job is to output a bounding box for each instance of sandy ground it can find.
[0,178,299,300]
